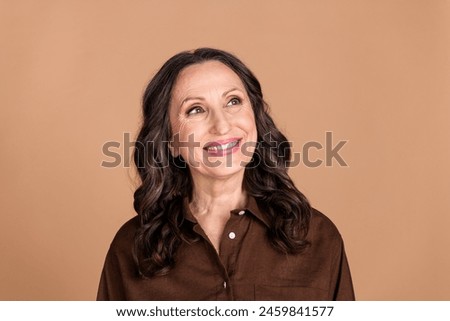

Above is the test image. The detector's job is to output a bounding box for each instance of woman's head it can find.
[134,48,291,199]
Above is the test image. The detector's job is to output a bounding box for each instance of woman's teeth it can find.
[206,140,239,152]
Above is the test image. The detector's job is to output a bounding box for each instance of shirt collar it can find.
[236,195,271,228]
[183,196,270,228]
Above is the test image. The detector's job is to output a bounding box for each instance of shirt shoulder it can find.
[308,207,343,245]
[108,215,140,254]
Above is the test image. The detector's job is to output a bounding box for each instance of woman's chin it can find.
[192,162,247,180]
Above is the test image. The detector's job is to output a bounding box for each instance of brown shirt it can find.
[97,197,355,300]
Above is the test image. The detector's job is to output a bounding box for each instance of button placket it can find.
[216,209,251,300]
[219,212,243,264]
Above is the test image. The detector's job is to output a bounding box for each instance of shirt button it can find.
[223,281,227,289]
[238,210,245,215]
[228,232,236,239]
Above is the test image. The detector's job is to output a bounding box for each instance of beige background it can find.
[1,0,449,300]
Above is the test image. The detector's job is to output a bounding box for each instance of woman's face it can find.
[169,60,257,181]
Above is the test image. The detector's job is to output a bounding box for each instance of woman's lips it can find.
[203,138,242,156]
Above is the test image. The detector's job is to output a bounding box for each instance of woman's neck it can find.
[189,172,248,218]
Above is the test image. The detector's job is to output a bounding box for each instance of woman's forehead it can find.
[172,61,246,97]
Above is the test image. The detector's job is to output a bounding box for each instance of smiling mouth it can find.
[203,139,241,153]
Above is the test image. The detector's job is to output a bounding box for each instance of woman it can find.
[97,48,354,300]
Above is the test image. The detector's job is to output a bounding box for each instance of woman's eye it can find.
[227,97,241,106]
[187,106,204,115]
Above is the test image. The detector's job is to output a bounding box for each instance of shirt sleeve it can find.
[97,216,140,300]
[96,247,127,300]
[329,236,355,300]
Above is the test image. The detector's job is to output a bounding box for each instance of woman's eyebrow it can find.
[179,87,243,108]
[222,87,241,97]
[180,96,205,107]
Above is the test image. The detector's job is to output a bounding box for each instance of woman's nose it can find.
[209,109,231,135]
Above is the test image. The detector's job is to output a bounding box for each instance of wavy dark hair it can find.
[133,48,312,277]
